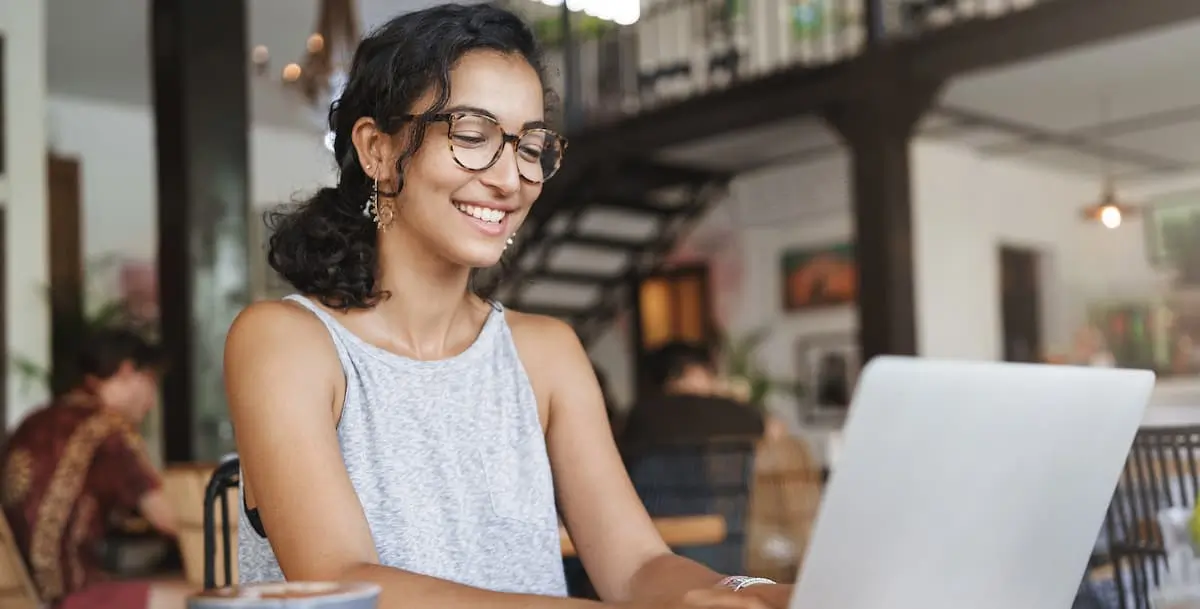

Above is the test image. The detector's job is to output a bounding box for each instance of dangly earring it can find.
[375,181,394,230]
[361,165,375,220]
[362,176,378,221]
[362,175,393,230]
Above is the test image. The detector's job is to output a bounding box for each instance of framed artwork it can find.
[118,260,159,324]
[795,332,859,420]
[1144,190,1200,268]
[1087,303,1157,371]
[781,242,856,311]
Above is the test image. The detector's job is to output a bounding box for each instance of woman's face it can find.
[381,50,548,269]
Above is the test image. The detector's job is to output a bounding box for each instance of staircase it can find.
[495,157,731,344]
[489,0,1080,344]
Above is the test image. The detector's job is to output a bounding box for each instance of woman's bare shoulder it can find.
[504,309,591,383]
[225,299,340,375]
[504,309,582,356]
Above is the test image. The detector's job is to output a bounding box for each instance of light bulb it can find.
[1100,205,1122,229]
[613,0,640,24]
[282,63,302,82]
[251,45,269,65]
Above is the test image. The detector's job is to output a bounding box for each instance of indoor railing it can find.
[504,0,1052,132]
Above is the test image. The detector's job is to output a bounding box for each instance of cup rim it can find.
[189,581,381,606]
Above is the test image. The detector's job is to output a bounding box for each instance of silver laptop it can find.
[790,356,1154,609]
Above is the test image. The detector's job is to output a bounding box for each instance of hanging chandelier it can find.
[252,0,360,147]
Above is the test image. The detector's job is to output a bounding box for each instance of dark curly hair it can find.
[266,3,548,310]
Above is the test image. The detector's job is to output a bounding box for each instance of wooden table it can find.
[559,515,726,557]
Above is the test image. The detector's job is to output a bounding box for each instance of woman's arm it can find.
[224,302,603,609]
[510,314,790,607]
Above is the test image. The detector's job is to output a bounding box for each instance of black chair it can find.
[203,454,241,590]
[626,438,757,575]
[562,438,757,599]
[1102,426,1200,609]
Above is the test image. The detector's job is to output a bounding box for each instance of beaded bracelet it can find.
[717,575,777,591]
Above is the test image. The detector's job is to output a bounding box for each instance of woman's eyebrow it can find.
[443,104,548,130]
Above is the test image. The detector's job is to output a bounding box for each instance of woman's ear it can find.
[350,117,395,180]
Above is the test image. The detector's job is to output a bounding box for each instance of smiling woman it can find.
[223,4,791,609]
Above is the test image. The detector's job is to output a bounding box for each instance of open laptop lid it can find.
[790,356,1154,609]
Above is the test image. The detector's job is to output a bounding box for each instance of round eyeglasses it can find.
[403,111,567,184]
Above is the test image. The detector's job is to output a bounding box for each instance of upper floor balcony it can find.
[503,0,1054,134]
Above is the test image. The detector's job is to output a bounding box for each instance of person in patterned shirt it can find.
[1,329,191,609]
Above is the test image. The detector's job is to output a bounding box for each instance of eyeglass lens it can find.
[447,114,563,182]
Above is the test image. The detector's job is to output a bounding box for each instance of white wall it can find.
[0,95,337,426]
[913,139,1184,361]
[47,96,337,263]
[2,0,51,427]
[914,139,1105,360]
[587,136,1166,428]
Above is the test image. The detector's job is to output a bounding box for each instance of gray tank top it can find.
[237,295,567,596]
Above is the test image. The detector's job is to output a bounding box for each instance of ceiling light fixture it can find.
[1079,95,1140,230]
[251,0,359,151]
[1080,183,1140,230]
[291,0,359,145]
[534,0,641,25]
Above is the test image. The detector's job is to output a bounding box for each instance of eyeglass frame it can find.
[394,111,568,183]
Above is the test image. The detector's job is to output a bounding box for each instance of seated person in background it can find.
[0,329,190,609]
[618,342,765,577]
[619,341,765,455]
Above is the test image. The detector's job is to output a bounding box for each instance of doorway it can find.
[999,246,1043,363]
[629,265,714,394]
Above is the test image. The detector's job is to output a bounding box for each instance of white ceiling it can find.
[935,17,1200,183]
[50,0,1200,179]
[648,17,1200,183]
[46,0,460,131]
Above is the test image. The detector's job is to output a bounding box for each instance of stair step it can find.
[591,196,682,216]
[563,234,650,251]
[531,270,618,285]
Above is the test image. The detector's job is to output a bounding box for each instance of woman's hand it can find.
[637,583,794,609]
[737,584,793,609]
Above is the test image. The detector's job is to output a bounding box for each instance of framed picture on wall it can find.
[795,331,859,422]
[1144,190,1200,268]
[780,242,856,311]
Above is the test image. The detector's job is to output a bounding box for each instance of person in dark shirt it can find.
[1,329,189,609]
[619,341,764,454]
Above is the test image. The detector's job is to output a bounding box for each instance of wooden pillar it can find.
[151,0,250,463]
[823,57,941,363]
[47,156,83,396]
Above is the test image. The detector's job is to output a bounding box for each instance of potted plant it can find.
[717,327,804,412]
[10,256,157,395]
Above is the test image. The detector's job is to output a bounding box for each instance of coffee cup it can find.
[187,581,381,609]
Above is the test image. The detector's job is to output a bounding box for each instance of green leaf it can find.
[718,327,806,408]
[6,254,161,398]
[10,354,50,394]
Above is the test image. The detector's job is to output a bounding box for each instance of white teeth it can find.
[454,203,507,224]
